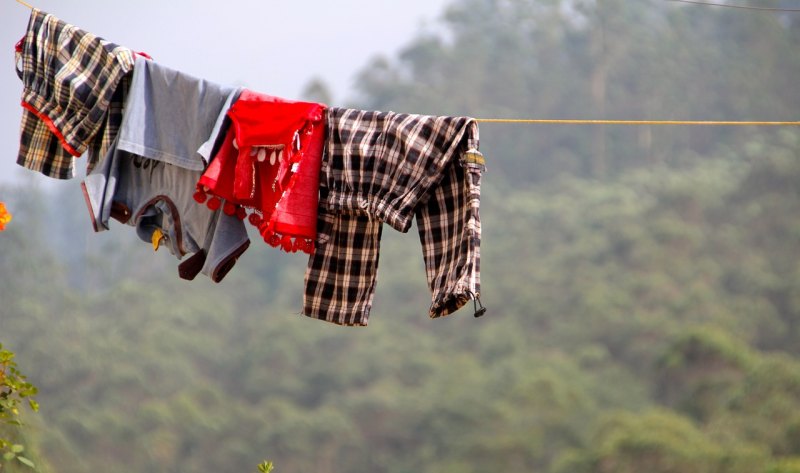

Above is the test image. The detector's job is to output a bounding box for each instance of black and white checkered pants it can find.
[303,108,485,326]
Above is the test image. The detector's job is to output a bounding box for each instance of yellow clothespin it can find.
[151,228,165,251]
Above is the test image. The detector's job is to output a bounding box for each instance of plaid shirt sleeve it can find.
[15,9,135,179]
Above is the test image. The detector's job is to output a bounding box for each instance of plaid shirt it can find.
[15,9,135,179]
[303,108,485,326]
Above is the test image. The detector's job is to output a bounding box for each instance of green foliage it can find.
[654,327,752,420]
[1,443,36,471]
[0,344,39,471]
[552,409,768,473]
[3,134,799,473]
[0,345,39,420]
[768,458,800,473]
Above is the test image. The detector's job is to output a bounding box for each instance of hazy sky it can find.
[0,0,451,186]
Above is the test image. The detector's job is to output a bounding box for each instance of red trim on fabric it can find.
[21,101,82,157]
[15,37,24,53]
[256,227,314,255]
[135,51,152,59]
[80,182,100,233]
[110,201,133,224]
[178,250,207,281]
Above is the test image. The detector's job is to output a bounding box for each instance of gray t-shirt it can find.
[83,57,248,282]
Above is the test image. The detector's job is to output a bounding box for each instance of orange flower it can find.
[0,201,12,232]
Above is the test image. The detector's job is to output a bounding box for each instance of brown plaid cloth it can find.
[84,72,132,175]
[15,9,136,179]
[303,108,485,326]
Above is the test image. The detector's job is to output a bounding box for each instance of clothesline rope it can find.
[474,119,800,126]
[11,0,799,128]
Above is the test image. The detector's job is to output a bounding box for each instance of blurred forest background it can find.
[2,0,800,472]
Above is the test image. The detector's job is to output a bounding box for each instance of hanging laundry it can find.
[8,11,490,321]
[15,9,136,179]
[195,91,325,254]
[82,56,249,283]
[303,108,486,326]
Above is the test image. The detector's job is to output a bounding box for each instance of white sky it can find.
[0,0,451,185]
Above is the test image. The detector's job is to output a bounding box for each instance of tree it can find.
[552,410,768,473]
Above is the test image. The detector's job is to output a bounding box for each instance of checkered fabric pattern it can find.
[15,9,135,179]
[84,72,132,175]
[303,211,384,326]
[303,108,485,326]
[416,148,484,317]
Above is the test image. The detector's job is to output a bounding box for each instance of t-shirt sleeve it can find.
[200,210,250,283]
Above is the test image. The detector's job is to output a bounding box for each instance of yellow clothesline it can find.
[15,0,33,9]
[475,119,800,126]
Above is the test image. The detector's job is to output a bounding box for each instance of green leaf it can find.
[10,445,23,454]
[17,456,35,468]
[3,451,16,461]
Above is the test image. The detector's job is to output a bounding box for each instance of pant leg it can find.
[303,210,383,326]
[416,153,484,318]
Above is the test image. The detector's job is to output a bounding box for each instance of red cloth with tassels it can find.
[195,90,325,254]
